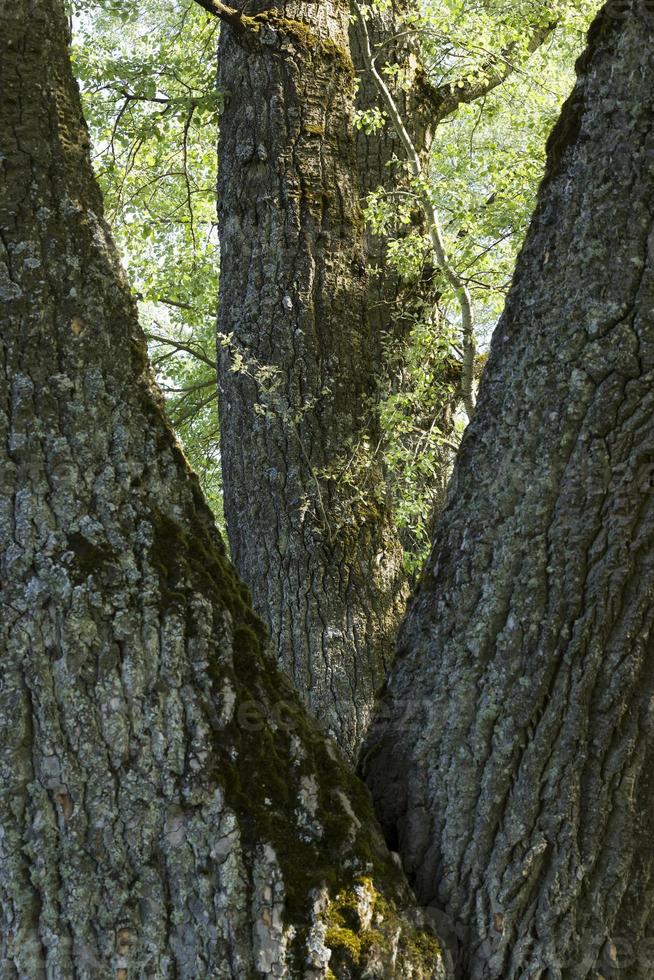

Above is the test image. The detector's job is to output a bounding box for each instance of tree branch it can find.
[191,0,256,40]
[422,21,557,123]
[147,332,217,371]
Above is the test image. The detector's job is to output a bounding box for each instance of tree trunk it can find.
[350,0,435,306]
[216,2,408,757]
[363,5,654,978]
[0,3,448,976]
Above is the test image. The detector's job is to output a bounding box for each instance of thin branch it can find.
[147,332,217,371]
[117,89,173,105]
[170,391,218,427]
[458,230,515,274]
[182,103,198,253]
[161,378,216,394]
[437,437,462,455]
[354,3,476,420]
[154,296,208,313]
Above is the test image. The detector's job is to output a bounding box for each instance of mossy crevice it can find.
[322,878,442,978]
[235,9,354,76]
[147,488,441,974]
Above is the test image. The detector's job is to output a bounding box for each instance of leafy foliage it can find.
[364,0,600,566]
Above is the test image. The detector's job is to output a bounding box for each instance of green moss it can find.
[145,465,434,973]
[320,36,353,66]
[245,10,354,78]
[321,878,442,978]
[327,886,366,930]
[400,929,442,963]
[325,926,362,966]
[129,333,149,375]
[232,623,261,657]
[148,506,266,633]
[270,14,318,49]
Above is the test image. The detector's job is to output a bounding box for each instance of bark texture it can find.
[216,2,408,757]
[363,5,654,978]
[0,2,448,976]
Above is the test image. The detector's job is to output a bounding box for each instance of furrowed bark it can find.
[363,4,654,978]
[0,2,447,975]
[216,1,408,757]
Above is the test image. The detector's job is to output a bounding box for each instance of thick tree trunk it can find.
[216,2,408,757]
[0,2,448,976]
[214,0,555,749]
[363,5,654,978]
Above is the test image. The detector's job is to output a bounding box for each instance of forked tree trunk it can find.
[0,2,447,976]
[216,2,408,757]
[363,5,654,978]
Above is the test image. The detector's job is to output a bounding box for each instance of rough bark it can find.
[363,4,654,978]
[0,2,448,975]
[216,2,408,758]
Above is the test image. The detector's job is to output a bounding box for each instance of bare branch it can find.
[170,390,218,427]
[147,332,217,371]
[181,103,198,253]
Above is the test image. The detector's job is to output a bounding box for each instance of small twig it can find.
[171,391,218,427]
[182,103,198,253]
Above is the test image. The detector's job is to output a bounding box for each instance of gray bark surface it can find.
[0,2,446,976]
[363,5,654,978]
[216,2,408,757]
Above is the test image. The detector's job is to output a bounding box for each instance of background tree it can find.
[0,2,446,974]
[211,0,411,756]
[363,4,654,976]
